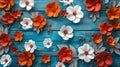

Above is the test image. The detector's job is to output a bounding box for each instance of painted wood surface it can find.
[0,0,120,67]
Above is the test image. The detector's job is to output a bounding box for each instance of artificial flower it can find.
[112,21,120,30]
[60,0,73,6]
[42,54,50,64]
[106,36,116,47]
[43,38,53,48]
[92,33,102,44]
[66,5,84,23]
[11,10,23,19]
[11,46,18,54]
[60,10,67,18]
[46,2,61,17]
[19,0,34,11]
[0,33,12,47]
[24,40,37,53]
[95,51,113,67]
[0,0,14,11]
[2,12,15,24]
[56,62,65,67]
[106,6,120,20]
[58,25,73,40]
[20,18,33,30]
[14,31,23,41]
[0,54,12,67]
[85,0,102,12]
[33,14,46,29]
[57,47,72,63]
[18,51,35,67]
[99,22,113,36]
[78,44,95,62]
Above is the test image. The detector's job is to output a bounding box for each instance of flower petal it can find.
[74,5,81,12]
[66,6,74,14]
[67,14,75,21]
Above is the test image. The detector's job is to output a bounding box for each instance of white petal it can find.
[87,54,95,59]
[74,5,81,12]
[56,62,65,67]
[78,47,84,54]
[26,5,32,11]
[28,0,34,6]
[73,18,80,23]
[84,56,91,62]
[66,33,73,38]
[82,44,90,51]
[30,48,35,53]
[63,36,69,40]
[19,0,26,8]
[66,26,73,33]
[78,54,85,60]
[66,6,74,14]
[88,47,94,54]
[69,0,74,2]
[67,14,75,21]
[76,11,84,18]
[58,31,65,37]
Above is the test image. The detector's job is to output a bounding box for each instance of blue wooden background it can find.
[0,0,120,67]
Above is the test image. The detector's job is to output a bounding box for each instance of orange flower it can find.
[0,0,14,11]
[106,36,116,47]
[60,10,67,18]
[92,34,102,44]
[33,14,46,29]
[42,54,50,64]
[106,6,120,20]
[14,31,23,41]
[18,51,35,67]
[46,2,61,17]
[112,21,120,30]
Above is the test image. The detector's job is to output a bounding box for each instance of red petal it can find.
[86,6,95,11]
[94,3,102,12]
[105,56,113,65]
[106,32,112,36]
[97,60,104,66]
[100,29,107,34]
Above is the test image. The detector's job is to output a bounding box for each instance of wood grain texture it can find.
[0,0,120,67]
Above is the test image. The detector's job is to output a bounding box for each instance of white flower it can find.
[24,40,37,53]
[60,0,73,6]
[19,0,34,11]
[78,44,95,62]
[43,38,53,48]
[66,5,84,23]
[58,25,73,40]
[0,54,12,67]
[56,62,65,67]
[20,18,33,30]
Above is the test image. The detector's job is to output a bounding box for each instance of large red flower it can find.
[0,33,12,47]
[57,47,72,63]
[95,51,113,67]
[99,22,113,36]
[85,0,102,12]
[2,12,15,24]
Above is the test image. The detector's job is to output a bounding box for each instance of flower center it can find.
[73,11,77,16]
[25,22,28,25]
[5,59,8,63]
[63,53,67,57]
[25,1,29,5]
[30,44,33,48]
[63,30,68,35]
[47,42,50,45]
[84,51,89,55]
[59,65,62,67]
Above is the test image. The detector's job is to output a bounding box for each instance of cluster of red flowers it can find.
[2,10,22,24]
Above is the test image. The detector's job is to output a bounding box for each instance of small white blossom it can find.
[0,54,12,67]
[19,0,34,11]
[66,5,84,23]
[58,25,73,40]
[78,44,95,62]
[20,18,33,30]
[24,40,37,53]
[43,38,53,48]
[60,0,73,6]
[56,62,65,67]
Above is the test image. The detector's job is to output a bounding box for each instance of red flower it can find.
[57,47,72,63]
[11,46,18,54]
[85,0,103,12]
[99,22,113,36]
[60,10,67,18]
[95,51,113,67]
[2,12,15,24]
[0,33,12,47]
[11,10,23,19]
